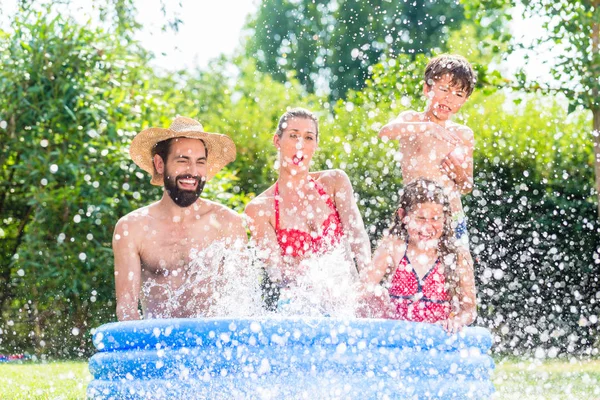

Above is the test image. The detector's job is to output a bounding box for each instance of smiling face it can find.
[424,74,469,123]
[404,202,445,249]
[274,117,318,173]
[154,138,207,207]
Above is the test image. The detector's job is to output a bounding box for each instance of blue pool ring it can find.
[88,317,494,399]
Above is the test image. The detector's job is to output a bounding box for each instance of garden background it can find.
[0,0,599,397]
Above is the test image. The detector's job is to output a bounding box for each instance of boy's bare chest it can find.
[399,133,455,163]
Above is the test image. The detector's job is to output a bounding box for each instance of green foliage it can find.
[0,9,157,356]
[462,0,600,215]
[462,92,599,355]
[1,2,598,360]
[247,0,466,99]
[0,10,250,357]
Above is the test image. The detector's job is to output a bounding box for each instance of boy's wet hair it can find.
[424,54,477,97]
[275,108,319,140]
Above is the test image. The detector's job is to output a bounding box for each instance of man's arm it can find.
[329,169,372,274]
[113,217,142,321]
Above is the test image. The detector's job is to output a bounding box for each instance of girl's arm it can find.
[356,235,401,318]
[361,236,404,288]
[439,249,477,333]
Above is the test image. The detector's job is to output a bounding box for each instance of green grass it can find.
[0,361,91,400]
[492,357,600,399]
[0,357,599,399]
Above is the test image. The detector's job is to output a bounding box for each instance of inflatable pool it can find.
[87,318,494,399]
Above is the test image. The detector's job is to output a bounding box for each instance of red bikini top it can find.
[274,178,344,258]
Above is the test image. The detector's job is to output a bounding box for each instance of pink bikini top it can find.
[388,253,450,323]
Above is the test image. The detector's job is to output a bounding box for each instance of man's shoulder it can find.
[113,204,157,244]
[116,203,157,227]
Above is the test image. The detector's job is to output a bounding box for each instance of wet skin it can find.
[113,138,247,320]
[245,117,372,284]
[378,74,474,215]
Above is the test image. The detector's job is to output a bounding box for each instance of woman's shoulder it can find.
[244,184,276,216]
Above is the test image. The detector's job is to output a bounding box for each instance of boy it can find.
[378,54,477,244]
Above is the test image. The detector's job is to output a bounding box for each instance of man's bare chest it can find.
[138,222,222,275]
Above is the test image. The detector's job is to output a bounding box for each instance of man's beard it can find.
[164,172,206,208]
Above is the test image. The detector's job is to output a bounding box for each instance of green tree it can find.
[464,0,600,217]
[0,8,157,354]
[247,0,465,99]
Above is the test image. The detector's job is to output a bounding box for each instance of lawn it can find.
[0,357,599,399]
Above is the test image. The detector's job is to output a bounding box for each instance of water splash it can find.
[276,245,361,318]
[141,240,264,319]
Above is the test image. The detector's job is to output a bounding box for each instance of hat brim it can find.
[129,127,236,186]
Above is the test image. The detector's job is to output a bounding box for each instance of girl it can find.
[364,179,476,333]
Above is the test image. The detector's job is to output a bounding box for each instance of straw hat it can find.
[129,116,236,186]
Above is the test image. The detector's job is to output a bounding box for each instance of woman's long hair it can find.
[387,179,461,308]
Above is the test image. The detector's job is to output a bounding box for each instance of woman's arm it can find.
[244,199,285,283]
[327,169,372,273]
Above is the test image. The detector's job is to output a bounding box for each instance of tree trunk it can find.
[592,3,599,219]
[594,108,600,219]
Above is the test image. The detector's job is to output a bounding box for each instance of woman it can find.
[245,108,371,314]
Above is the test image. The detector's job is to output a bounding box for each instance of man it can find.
[113,116,246,321]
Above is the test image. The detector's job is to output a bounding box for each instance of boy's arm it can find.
[441,127,474,194]
[379,111,461,145]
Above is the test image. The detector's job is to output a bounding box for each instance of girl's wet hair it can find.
[388,179,461,305]
[275,108,319,139]
[424,54,477,97]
